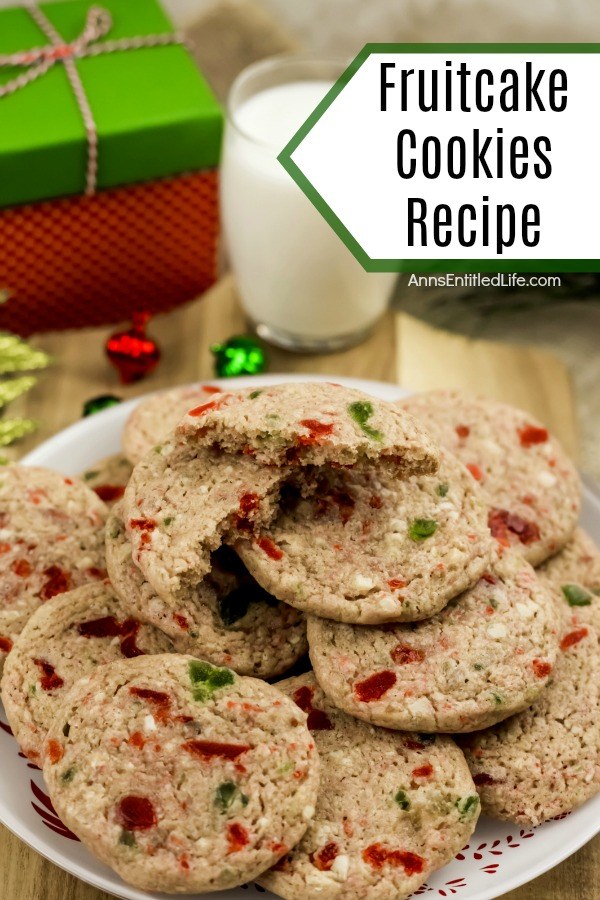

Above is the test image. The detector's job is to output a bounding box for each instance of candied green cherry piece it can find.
[394,789,410,810]
[119,829,136,847]
[347,400,383,441]
[456,795,480,820]
[215,781,249,811]
[408,518,438,541]
[215,782,237,811]
[436,483,449,497]
[561,584,592,606]
[188,659,235,701]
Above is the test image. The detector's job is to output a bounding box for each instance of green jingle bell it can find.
[211,336,268,378]
[82,394,122,417]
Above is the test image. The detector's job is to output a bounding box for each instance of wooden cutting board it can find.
[1,274,594,900]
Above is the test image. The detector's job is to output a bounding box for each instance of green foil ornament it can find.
[83,394,122,417]
[211,336,268,378]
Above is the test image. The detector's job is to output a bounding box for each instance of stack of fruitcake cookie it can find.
[0,381,598,899]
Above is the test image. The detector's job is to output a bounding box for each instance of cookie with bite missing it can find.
[1,582,173,764]
[308,550,558,732]
[400,390,581,565]
[122,434,283,602]
[123,384,224,464]
[178,382,440,475]
[259,672,479,900]
[43,654,319,894]
[0,466,107,672]
[105,506,307,678]
[236,448,493,625]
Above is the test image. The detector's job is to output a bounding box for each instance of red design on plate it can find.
[30,780,80,841]
[354,670,396,702]
[481,863,500,874]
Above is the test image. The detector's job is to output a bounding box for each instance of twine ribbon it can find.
[0,2,183,195]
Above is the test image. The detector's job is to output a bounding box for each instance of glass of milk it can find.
[221,56,396,353]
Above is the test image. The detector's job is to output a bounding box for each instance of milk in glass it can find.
[221,69,395,351]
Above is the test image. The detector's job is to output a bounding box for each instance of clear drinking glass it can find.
[220,55,396,353]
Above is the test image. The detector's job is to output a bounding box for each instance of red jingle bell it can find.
[106,312,161,384]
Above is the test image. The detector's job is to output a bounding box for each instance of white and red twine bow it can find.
[0,1,183,195]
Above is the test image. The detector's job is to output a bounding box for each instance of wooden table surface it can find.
[1,276,597,899]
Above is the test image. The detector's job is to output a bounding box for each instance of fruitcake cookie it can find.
[0,466,107,672]
[123,434,282,601]
[106,507,307,678]
[123,384,224,464]
[259,672,479,900]
[236,449,493,624]
[81,454,133,506]
[537,528,600,628]
[178,382,440,475]
[1,582,173,764]
[43,654,319,894]
[400,390,581,565]
[462,620,600,825]
[308,550,558,732]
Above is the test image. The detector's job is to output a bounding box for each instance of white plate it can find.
[1,373,598,900]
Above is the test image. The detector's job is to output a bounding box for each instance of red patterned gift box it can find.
[0,0,222,335]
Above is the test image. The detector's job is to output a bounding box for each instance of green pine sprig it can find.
[0,332,51,449]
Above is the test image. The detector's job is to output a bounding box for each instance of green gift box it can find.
[0,0,223,207]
